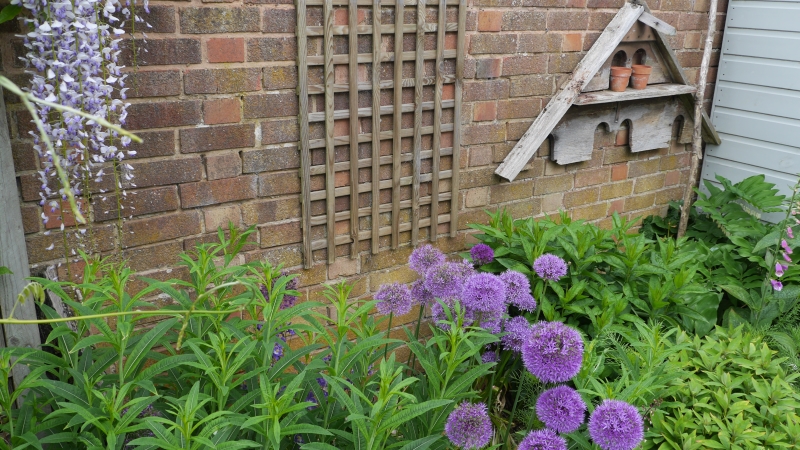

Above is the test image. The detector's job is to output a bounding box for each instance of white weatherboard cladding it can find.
[703,0,800,214]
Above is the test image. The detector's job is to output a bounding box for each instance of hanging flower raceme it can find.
[374,282,413,316]
[470,243,494,266]
[522,321,584,383]
[536,385,587,433]
[533,254,568,281]
[444,402,493,449]
[588,399,645,450]
[517,429,567,450]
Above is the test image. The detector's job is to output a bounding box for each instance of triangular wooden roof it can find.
[495,0,721,181]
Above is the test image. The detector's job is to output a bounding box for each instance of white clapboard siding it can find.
[702,0,800,218]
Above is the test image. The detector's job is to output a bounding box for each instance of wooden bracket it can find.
[639,11,676,36]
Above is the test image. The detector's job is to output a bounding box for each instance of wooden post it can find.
[677,0,718,237]
[0,87,41,389]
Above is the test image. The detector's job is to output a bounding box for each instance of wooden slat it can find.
[310,170,453,201]
[574,83,696,105]
[348,0,360,257]
[307,0,458,5]
[323,0,336,264]
[391,0,404,249]
[308,74,456,93]
[638,11,676,36]
[371,0,381,254]
[307,49,457,65]
[450,0,465,237]
[311,192,453,226]
[309,147,454,175]
[305,22,457,36]
[411,0,426,245]
[308,99,455,122]
[430,0,446,242]
[311,213,453,250]
[297,0,314,269]
[494,2,644,181]
[309,122,454,149]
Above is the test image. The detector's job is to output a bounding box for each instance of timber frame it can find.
[495,0,721,182]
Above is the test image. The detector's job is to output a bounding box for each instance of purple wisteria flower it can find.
[501,316,532,353]
[588,399,644,450]
[425,260,474,299]
[374,283,413,316]
[461,273,506,315]
[522,321,584,383]
[536,385,587,433]
[470,244,494,266]
[409,244,446,275]
[533,254,568,281]
[500,270,536,312]
[410,278,434,305]
[445,402,493,449]
[517,429,567,450]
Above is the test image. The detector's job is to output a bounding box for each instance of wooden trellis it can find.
[296,0,466,267]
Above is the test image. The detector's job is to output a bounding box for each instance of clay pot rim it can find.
[610,66,632,75]
[631,64,653,74]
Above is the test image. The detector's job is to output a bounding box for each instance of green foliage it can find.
[0,5,22,25]
[645,327,800,450]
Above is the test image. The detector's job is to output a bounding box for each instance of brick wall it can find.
[0,0,726,326]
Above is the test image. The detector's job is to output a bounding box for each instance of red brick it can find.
[473,102,497,122]
[126,70,182,98]
[185,68,261,94]
[207,38,245,63]
[665,170,681,186]
[128,157,203,188]
[258,171,301,196]
[247,37,297,62]
[204,98,241,125]
[615,127,629,146]
[180,175,258,208]
[206,151,243,180]
[464,79,509,102]
[120,39,201,66]
[92,186,180,222]
[611,164,628,181]
[563,33,583,52]
[477,10,503,31]
[469,146,493,167]
[120,5,175,33]
[126,100,202,130]
[42,200,85,230]
[180,124,255,153]
[26,224,117,264]
[476,58,502,79]
[263,8,296,33]
[121,211,203,248]
[126,242,184,272]
[502,10,545,31]
[262,119,299,144]
[12,142,36,172]
[180,7,261,33]
[502,54,547,76]
[243,92,298,119]
[242,146,300,173]
[126,131,175,159]
[263,65,298,89]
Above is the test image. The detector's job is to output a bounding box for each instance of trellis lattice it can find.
[296,0,466,267]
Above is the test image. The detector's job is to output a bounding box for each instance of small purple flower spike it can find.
[588,399,644,450]
[536,385,587,434]
[782,239,793,255]
[771,279,784,291]
[445,402,493,449]
[533,254,568,281]
[776,262,787,278]
[518,429,567,450]
[788,227,795,239]
[470,243,495,266]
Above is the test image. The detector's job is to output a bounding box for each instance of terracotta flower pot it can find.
[610,66,632,92]
[630,65,652,89]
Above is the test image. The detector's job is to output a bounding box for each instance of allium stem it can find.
[383,312,393,359]
[407,305,425,370]
[503,374,526,445]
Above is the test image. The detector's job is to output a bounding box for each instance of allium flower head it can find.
[522,321,584,383]
[374,282,413,316]
[445,402,493,449]
[518,429,567,450]
[470,243,494,266]
[478,310,503,334]
[425,261,473,299]
[501,316,532,353]
[500,270,536,312]
[461,273,506,314]
[588,399,644,450]
[533,254,568,281]
[481,350,499,364]
[409,244,446,275]
[410,278,434,305]
[536,385,587,433]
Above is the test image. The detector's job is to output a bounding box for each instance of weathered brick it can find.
[42,200,86,230]
[181,7,261,33]
[463,123,505,145]
[204,205,242,230]
[603,147,632,165]
[502,10,545,30]
[463,79,509,102]
[468,146,493,167]
[328,257,359,279]
[661,0,693,11]
[258,171,301,196]
[122,5,175,33]
[587,0,625,7]
[206,151,243,180]
[259,221,302,248]
[564,187,600,208]
[518,34,562,53]
[121,39,201,66]
[571,202,608,221]
[465,187,489,207]
[562,33,583,52]
[490,180,533,204]
[477,10,503,31]
[263,65,298,89]
[600,180,633,200]
[243,92,298,119]
[656,186,685,204]
[185,68,261,94]
[369,267,417,290]
[608,198,624,215]
[204,98,241,125]
[506,120,535,140]
[588,11,616,30]
[122,211,203,248]
[126,242,184,272]
[476,58,502,79]
[263,8,296,32]
[634,173,666,193]
[262,119,299,144]
[126,100,202,130]
[470,34,517,54]
[242,147,300,173]
[207,38,245,63]
[92,186,180,221]
[247,37,297,62]
[127,70,182,98]
[628,159,660,177]
[180,175,258,208]
[575,167,610,187]
[534,173,573,195]
[128,157,203,188]
[502,54,547,76]
[473,102,497,121]
[180,124,255,153]
[510,74,554,97]
[12,142,36,172]
[126,131,175,159]
[21,205,39,234]
[665,170,681,186]
[497,98,541,120]
[547,11,589,30]
[26,224,116,264]
[541,192,563,213]
[545,159,565,176]
[241,197,301,223]
[624,193,656,212]
[549,52,585,73]
[362,245,413,272]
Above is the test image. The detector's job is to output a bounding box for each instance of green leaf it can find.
[0,5,21,25]
[0,266,12,275]
[398,436,441,450]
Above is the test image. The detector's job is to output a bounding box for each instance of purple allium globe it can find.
[517,429,567,450]
[522,321,584,383]
[425,262,469,299]
[501,316,532,353]
[410,278,434,305]
[431,298,474,330]
[500,270,536,312]
[481,350,499,363]
[533,254,568,281]
[409,244,446,275]
[470,243,495,266]
[445,402,493,449]
[374,283,413,316]
[588,399,644,450]
[536,385,587,433]
[461,273,507,315]
[478,310,503,333]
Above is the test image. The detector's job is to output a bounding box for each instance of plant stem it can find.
[0,308,238,325]
[407,306,425,370]
[383,313,393,359]
[503,374,525,445]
